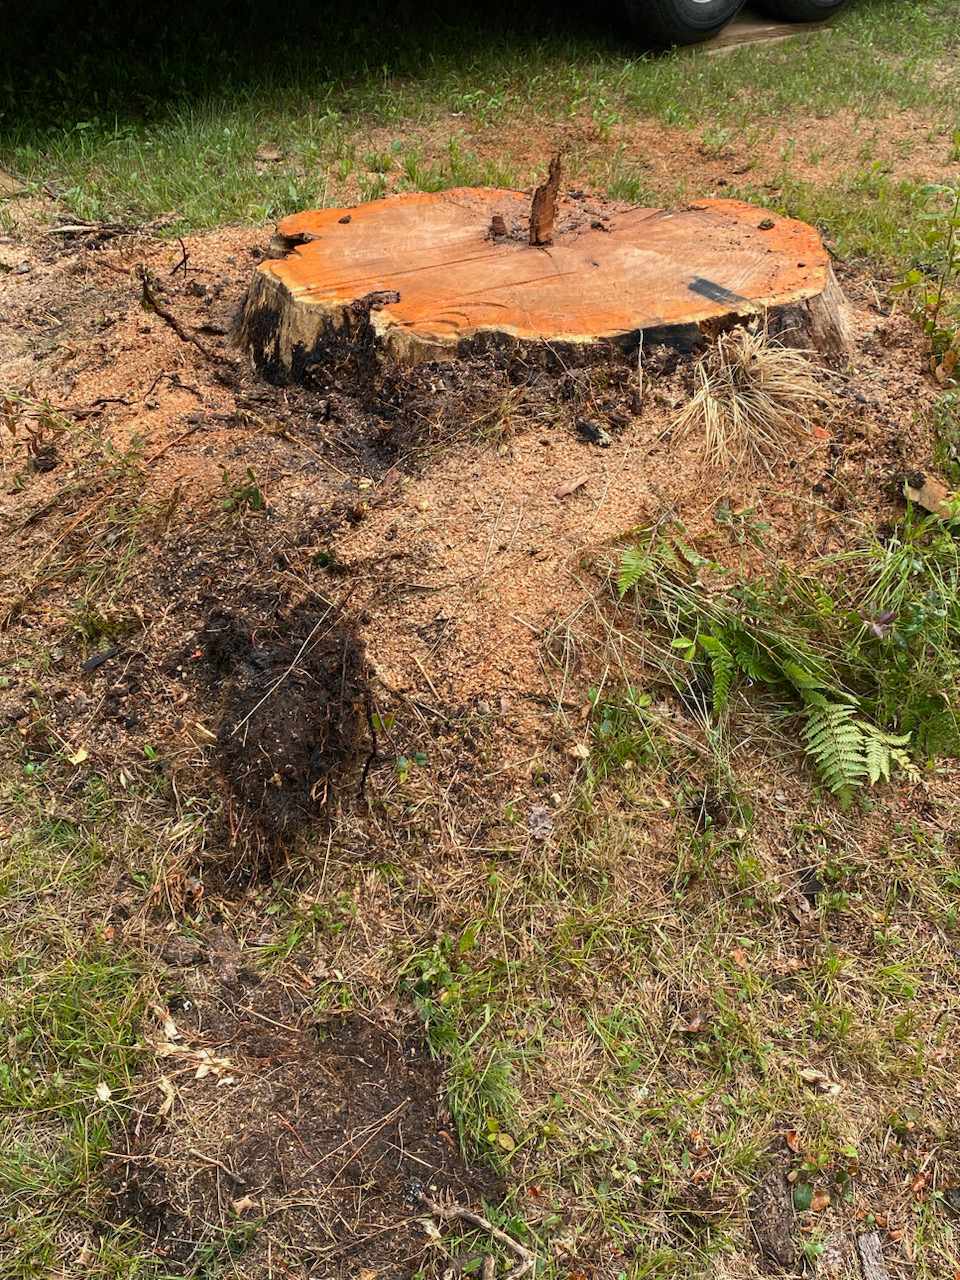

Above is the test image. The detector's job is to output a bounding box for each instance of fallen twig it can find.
[169,236,190,277]
[66,394,133,419]
[143,421,205,464]
[136,264,220,363]
[419,1193,536,1280]
[187,1147,246,1186]
[49,221,133,238]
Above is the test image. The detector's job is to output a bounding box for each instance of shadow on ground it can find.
[6,0,631,136]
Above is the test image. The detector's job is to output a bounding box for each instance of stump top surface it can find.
[261,190,830,348]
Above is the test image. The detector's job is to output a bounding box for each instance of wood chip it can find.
[554,475,588,500]
[903,472,953,517]
[856,1232,890,1280]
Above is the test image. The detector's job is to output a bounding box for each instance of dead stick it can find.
[169,236,190,277]
[419,1194,536,1280]
[136,265,219,362]
[187,1147,246,1186]
[144,421,203,464]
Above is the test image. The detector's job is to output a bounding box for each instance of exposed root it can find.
[137,264,223,364]
[419,1193,537,1280]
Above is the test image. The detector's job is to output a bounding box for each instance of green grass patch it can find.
[617,508,960,803]
[2,0,958,255]
[0,762,153,1280]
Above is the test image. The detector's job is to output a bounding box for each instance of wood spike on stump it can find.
[529,153,562,246]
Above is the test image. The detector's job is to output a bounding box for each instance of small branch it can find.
[187,1147,246,1186]
[419,1194,536,1280]
[136,265,219,362]
[169,236,190,277]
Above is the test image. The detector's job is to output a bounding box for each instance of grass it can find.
[672,328,824,471]
[341,721,960,1276]
[318,497,960,1275]
[0,768,152,1279]
[3,479,960,1278]
[1,0,958,265]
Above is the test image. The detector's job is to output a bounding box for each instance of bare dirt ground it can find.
[2,152,960,1279]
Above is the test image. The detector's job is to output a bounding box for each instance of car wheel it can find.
[621,0,747,47]
[753,0,848,20]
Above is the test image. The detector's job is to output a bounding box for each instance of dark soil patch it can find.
[254,320,651,475]
[199,604,367,866]
[749,1157,797,1273]
[104,940,500,1278]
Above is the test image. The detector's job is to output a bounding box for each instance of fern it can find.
[725,628,778,684]
[859,723,916,785]
[800,698,867,805]
[699,634,736,713]
[616,531,931,803]
[618,548,652,598]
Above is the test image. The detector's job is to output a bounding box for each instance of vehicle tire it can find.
[621,0,746,47]
[753,0,848,20]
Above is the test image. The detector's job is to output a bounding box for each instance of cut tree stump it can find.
[241,189,850,377]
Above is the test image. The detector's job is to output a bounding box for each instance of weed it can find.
[363,148,393,174]
[931,391,960,484]
[605,164,656,205]
[894,181,960,384]
[219,465,265,513]
[699,125,734,158]
[402,938,520,1157]
[713,500,770,549]
[616,517,960,804]
[585,684,658,787]
[358,172,388,202]
[673,327,825,471]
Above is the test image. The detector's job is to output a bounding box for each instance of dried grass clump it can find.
[675,326,825,470]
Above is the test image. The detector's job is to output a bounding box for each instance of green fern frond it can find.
[618,547,652,598]
[726,629,778,684]
[859,723,916,785]
[801,699,867,804]
[673,537,710,571]
[699,634,736,714]
[780,659,827,693]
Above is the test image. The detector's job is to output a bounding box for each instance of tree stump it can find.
[240,189,850,378]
